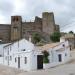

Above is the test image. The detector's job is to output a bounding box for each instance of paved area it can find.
[0,51,75,75]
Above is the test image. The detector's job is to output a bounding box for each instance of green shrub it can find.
[43,57,49,63]
[32,33,41,44]
[42,50,49,63]
[50,32,61,42]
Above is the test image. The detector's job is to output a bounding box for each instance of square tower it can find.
[11,16,22,41]
[42,12,55,35]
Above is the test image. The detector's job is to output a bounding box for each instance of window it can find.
[24,57,27,64]
[63,44,65,47]
[22,49,26,51]
[10,56,12,61]
[10,47,11,51]
[65,53,67,56]
[15,58,17,62]
[12,17,19,21]
[16,17,19,21]
[0,55,2,57]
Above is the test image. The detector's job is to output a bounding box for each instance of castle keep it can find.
[0,12,59,43]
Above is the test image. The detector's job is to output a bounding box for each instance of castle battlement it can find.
[0,12,60,43]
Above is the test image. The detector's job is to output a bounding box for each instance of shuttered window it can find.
[24,57,27,64]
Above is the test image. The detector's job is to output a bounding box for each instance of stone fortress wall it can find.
[0,12,60,43]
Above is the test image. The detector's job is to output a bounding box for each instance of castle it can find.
[0,12,60,43]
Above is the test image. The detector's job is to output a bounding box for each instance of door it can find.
[58,54,62,62]
[18,57,20,68]
[37,55,43,69]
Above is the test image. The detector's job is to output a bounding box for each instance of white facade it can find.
[3,39,41,71]
[0,43,10,56]
[2,38,70,71]
[50,41,70,63]
[42,41,70,69]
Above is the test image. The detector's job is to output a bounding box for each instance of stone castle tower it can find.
[42,12,55,34]
[0,12,59,43]
[11,16,22,41]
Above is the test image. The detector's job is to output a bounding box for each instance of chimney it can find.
[29,35,32,42]
[60,37,65,42]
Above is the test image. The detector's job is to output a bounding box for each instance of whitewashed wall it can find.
[44,41,70,69]
[3,39,70,71]
[0,57,3,64]
[0,43,10,56]
[3,39,39,71]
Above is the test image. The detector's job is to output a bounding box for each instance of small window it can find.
[10,56,12,61]
[16,17,19,21]
[65,53,67,56]
[10,46,11,51]
[0,55,2,57]
[63,44,65,47]
[15,58,17,62]
[24,57,27,64]
[22,49,26,51]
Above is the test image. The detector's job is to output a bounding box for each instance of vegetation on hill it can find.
[69,31,74,34]
[50,32,61,42]
[32,33,41,44]
[32,32,48,45]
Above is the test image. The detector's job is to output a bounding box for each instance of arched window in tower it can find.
[15,17,19,21]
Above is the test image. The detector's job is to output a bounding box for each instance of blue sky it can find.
[0,0,75,32]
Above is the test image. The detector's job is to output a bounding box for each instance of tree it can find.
[42,50,49,63]
[69,31,74,34]
[50,32,61,42]
[32,33,41,44]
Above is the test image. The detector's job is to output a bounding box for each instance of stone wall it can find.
[11,16,22,41]
[0,24,11,43]
[42,12,55,35]
[0,12,60,43]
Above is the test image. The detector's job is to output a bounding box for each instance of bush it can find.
[69,31,74,34]
[32,33,41,44]
[42,50,49,63]
[50,32,61,42]
[43,57,49,63]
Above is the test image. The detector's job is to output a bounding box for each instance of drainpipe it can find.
[3,47,4,64]
[74,34,75,49]
[8,48,9,66]
[29,35,32,42]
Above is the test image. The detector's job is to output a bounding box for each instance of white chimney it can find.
[29,35,32,42]
[60,37,65,42]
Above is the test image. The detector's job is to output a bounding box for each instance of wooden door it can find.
[58,54,62,62]
[37,55,43,69]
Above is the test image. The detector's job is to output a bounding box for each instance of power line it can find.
[60,22,75,31]
[60,20,75,28]
[60,25,73,31]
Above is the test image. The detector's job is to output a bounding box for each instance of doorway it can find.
[18,57,20,68]
[58,54,62,62]
[37,55,43,69]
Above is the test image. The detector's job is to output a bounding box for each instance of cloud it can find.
[0,0,75,32]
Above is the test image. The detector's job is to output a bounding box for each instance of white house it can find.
[2,38,70,71]
[38,41,70,69]
[3,39,43,71]
[0,43,10,56]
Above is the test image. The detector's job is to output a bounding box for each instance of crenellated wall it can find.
[0,12,60,43]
